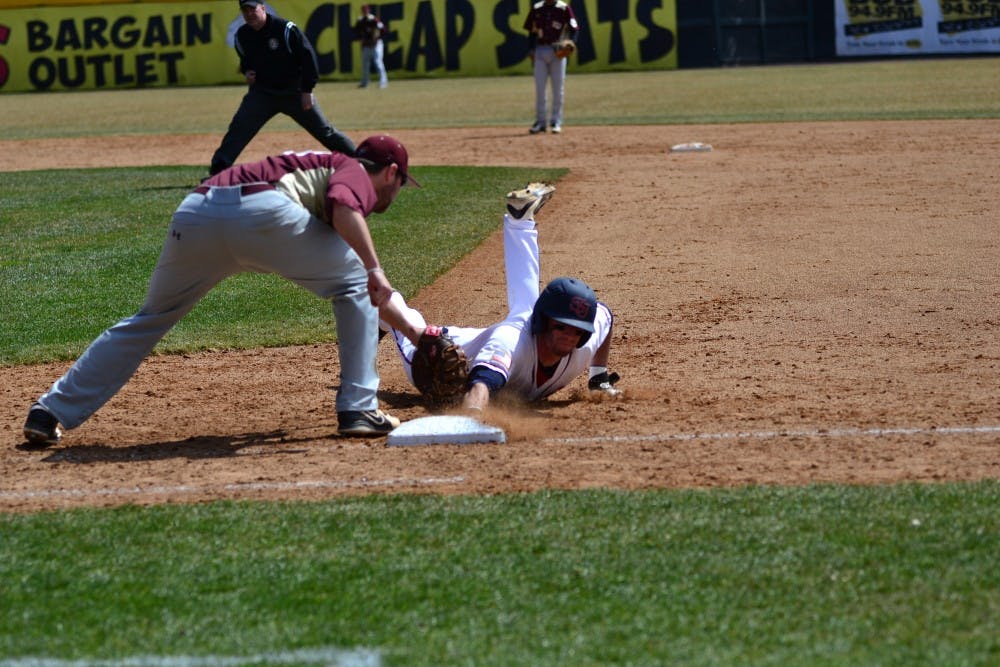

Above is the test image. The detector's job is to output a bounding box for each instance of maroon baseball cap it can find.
[355,134,421,188]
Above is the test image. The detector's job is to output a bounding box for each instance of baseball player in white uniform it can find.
[379,183,621,412]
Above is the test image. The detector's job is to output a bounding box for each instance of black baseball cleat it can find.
[337,409,400,437]
[23,403,62,447]
[505,182,556,220]
[529,121,546,134]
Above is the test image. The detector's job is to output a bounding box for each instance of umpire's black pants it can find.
[209,87,356,175]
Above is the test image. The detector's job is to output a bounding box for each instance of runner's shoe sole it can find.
[505,182,556,220]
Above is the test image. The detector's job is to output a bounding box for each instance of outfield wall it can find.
[0,0,678,93]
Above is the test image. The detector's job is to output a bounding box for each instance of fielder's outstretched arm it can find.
[330,204,392,308]
[377,291,427,344]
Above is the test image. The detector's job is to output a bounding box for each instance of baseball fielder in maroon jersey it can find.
[523,0,580,134]
[354,4,388,89]
[23,136,434,446]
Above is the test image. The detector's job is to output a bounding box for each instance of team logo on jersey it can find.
[568,296,591,318]
[268,37,280,51]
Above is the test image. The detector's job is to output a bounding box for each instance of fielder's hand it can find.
[366,267,392,307]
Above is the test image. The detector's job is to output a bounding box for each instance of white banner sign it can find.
[836,0,1000,55]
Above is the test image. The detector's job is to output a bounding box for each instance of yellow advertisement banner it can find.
[836,0,1000,54]
[0,1,678,93]
[841,0,924,38]
[0,3,235,91]
[936,0,1000,34]
[0,0,191,7]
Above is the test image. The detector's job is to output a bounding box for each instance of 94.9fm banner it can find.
[836,0,1000,55]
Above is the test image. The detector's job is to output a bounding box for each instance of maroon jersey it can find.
[354,13,385,48]
[202,151,377,224]
[523,0,579,46]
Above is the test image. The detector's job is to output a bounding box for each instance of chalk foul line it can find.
[0,646,380,667]
[0,476,465,501]
[543,424,1000,445]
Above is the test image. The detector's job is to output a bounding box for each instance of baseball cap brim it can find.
[549,315,595,333]
[401,171,421,188]
[355,134,421,188]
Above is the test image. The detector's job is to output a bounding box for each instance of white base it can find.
[387,415,507,446]
[671,142,713,152]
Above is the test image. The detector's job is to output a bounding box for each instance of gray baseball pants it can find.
[39,186,379,430]
[533,45,567,126]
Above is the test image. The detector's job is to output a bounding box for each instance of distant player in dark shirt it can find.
[524,0,580,135]
[208,0,356,176]
[353,4,388,89]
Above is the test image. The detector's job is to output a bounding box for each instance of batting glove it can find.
[588,370,622,398]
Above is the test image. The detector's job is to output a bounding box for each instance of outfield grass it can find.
[1,483,997,665]
[2,58,999,142]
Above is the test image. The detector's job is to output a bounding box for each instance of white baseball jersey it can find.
[390,214,612,400]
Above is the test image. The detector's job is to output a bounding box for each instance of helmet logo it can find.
[568,296,591,319]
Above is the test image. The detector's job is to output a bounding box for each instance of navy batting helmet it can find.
[530,277,597,347]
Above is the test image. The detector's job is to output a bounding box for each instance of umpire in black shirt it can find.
[208,0,356,175]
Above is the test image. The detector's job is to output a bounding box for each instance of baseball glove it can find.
[554,39,576,59]
[411,326,469,406]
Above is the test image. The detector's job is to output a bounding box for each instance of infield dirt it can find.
[2,121,998,512]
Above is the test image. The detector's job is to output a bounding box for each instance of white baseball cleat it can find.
[505,182,556,220]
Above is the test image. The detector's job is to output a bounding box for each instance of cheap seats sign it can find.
[0,0,678,93]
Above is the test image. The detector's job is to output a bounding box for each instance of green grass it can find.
[2,58,999,141]
[4,59,1000,665]
[0,165,565,366]
[2,483,998,665]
